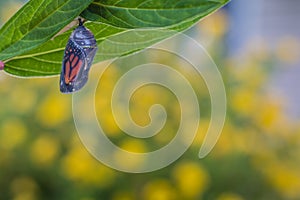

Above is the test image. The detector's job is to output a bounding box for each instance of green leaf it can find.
[4,22,175,77]
[4,22,126,76]
[3,0,229,77]
[0,0,94,61]
[81,0,229,29]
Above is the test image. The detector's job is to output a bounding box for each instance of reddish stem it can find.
[0,61,4,70]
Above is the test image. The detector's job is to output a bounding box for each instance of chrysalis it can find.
[60,18,97,93]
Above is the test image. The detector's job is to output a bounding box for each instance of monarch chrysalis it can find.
[60,18,97,93]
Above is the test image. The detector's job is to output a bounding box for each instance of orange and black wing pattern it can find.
[60,39,86,93]
[60,39,87,93]
[63,41,84,85]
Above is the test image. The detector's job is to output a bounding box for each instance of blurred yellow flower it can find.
[262,162,300,198]
[172,161,209,199]
[130,85,172,127]
[30,135,60,166]
[36,93,71,127]
[62,139,116,187]
[0,118,27,150]
[10,87,37,114]
[97,110,121,137]
[198,10,228,38]
[142,179,177,200]
[230,88,258,116]
[211,123,238,156]
[192,120,210,148]
[113,139,147,170]
[253,100,282,131]
[232,63,266,89]
[10,176,38,200]
[97,63,120,86]
[94,64,122,137]
[119,139,147,153]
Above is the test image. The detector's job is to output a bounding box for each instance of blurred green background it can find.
[1,1,300,200]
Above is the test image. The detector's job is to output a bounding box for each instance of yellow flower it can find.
[10,176,38,200]
[10,87,37,114]
[210,123,237,156]
[113,139,147,171]
[94,64,122,137]
[97,110,121,137]
[119,139,147,153]
[142,179,177,200]
[172,161,209,199]
[36,93,71,127]
[62,138,116,187]
[262,162,300,198]
[192,120,210,148]
[253,99,282,131]
[198,10,228,38]
[130,85,171,127]
[230,88,258,116]
[0,118,27,150]
[30,135,60,167]
[232,63,266,89]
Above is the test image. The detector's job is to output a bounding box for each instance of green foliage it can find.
[0,0,94,61]
[0,0,229,77]
[81,0,228,29]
